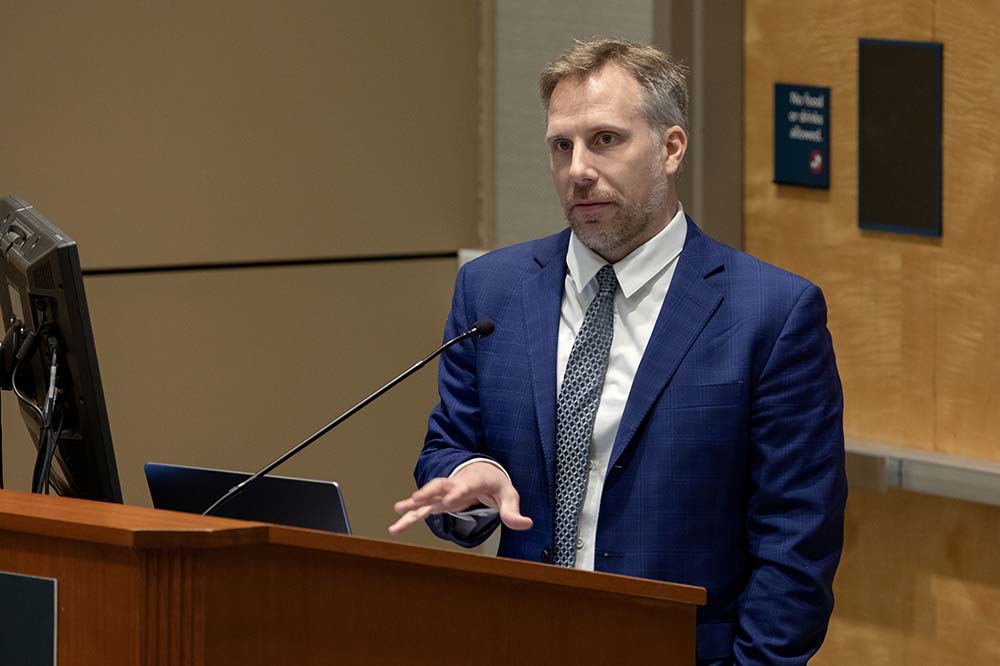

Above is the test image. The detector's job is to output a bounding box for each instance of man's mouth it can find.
[571,200,614,212]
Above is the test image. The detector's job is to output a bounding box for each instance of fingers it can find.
[497,487,533,531]
[409,477,453,504]
[388,505,433,535]
[393,478,451,513]
[389,477,476,536]
[439,485,480,513]
[393,490,444,515]
[393,477,475,515]
[388,466,534,536]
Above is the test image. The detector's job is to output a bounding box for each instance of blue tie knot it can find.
[596,265,618,295]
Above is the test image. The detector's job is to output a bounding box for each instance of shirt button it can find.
[588,459,597,472]
[576,538,584,550]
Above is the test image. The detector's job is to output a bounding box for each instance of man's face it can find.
[545,64,684,262]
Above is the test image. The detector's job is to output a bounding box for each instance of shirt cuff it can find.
[449,458,511,483]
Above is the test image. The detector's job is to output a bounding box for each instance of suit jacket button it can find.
[540,547,551,563]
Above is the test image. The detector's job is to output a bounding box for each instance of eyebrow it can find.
[545,124,631,143]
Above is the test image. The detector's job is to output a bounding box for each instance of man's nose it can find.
[568,146,598,185]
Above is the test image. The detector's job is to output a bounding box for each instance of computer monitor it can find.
[0,195,122,502]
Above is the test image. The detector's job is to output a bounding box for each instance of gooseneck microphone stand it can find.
[202,319,495,517]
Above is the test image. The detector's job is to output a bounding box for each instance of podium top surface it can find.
[0,489,706,607]
[0,489,268,548]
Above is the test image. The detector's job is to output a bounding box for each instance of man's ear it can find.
[661,125,688,176]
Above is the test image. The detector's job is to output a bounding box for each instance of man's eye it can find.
[597,133,617,146]
[553,139,572,151]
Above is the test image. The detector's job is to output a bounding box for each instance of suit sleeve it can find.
[735,283,847,665]
[414,264,501,547]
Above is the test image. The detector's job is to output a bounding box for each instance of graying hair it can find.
[540,37,689,132]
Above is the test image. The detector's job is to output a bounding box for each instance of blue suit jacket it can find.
[416,219,847,664]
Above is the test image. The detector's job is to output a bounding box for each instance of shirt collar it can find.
[566,203,688,298]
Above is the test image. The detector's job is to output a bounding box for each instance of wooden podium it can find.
[0,489,705,665]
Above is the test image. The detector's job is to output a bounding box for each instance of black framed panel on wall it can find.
[858,38,943,237]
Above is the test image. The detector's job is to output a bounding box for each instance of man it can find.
[390,39,846,666]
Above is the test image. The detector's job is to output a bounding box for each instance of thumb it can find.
[497,488,533,531]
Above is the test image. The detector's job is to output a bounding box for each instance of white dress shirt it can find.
[452,205,688,570]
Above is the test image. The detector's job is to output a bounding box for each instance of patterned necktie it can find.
[553,264,618,567]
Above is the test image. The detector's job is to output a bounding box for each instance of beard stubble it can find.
[564,163,669,260]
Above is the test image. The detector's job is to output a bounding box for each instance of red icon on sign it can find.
[809,149,824,174]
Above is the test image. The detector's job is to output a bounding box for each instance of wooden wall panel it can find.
[817,488,1000,665]
[744,0,937,451]
[0,259,467,551]
[745,0,1000,462]
[930,2,1000,456]
[746,2,1000,664]
[0,1,479,268]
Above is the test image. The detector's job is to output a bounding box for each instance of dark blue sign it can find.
[774,83,830,188]
[0,571,57,666]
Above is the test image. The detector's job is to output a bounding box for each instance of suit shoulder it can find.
[708,236,817,298]
[459,230,566,283]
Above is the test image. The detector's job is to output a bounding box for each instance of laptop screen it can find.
[145,463,350,535]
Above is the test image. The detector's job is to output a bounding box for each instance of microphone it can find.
[471,319,494,338]
[202,319,495,517]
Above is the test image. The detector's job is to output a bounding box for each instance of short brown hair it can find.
[540,38,689,131]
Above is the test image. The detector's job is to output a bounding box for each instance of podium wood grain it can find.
[0,490,704,665]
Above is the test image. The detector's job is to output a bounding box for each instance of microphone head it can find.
[471,319,495,339]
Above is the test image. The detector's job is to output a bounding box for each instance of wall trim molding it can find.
[846,438,1000,507]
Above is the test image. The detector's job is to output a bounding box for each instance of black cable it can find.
[0,394,4,490]
[29,351,58,494]
[40,410,64,495]
[12,362,43,424]
[9,321,51,417]
[0,319,20,492]
[0,217,22,491]
[13,354,47,492]
[11,319,53,426]
[30,422,49,493]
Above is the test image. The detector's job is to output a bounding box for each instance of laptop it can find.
[145,462,351,535]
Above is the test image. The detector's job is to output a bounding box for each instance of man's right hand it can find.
[388,461,533,535]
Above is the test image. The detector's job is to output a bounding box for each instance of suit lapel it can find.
[607,220,725,470]
[523,230,571,505]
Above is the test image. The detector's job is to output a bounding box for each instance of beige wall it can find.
[0,1,481,551]
[1,1,479,268]
[745,1,1000,661]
